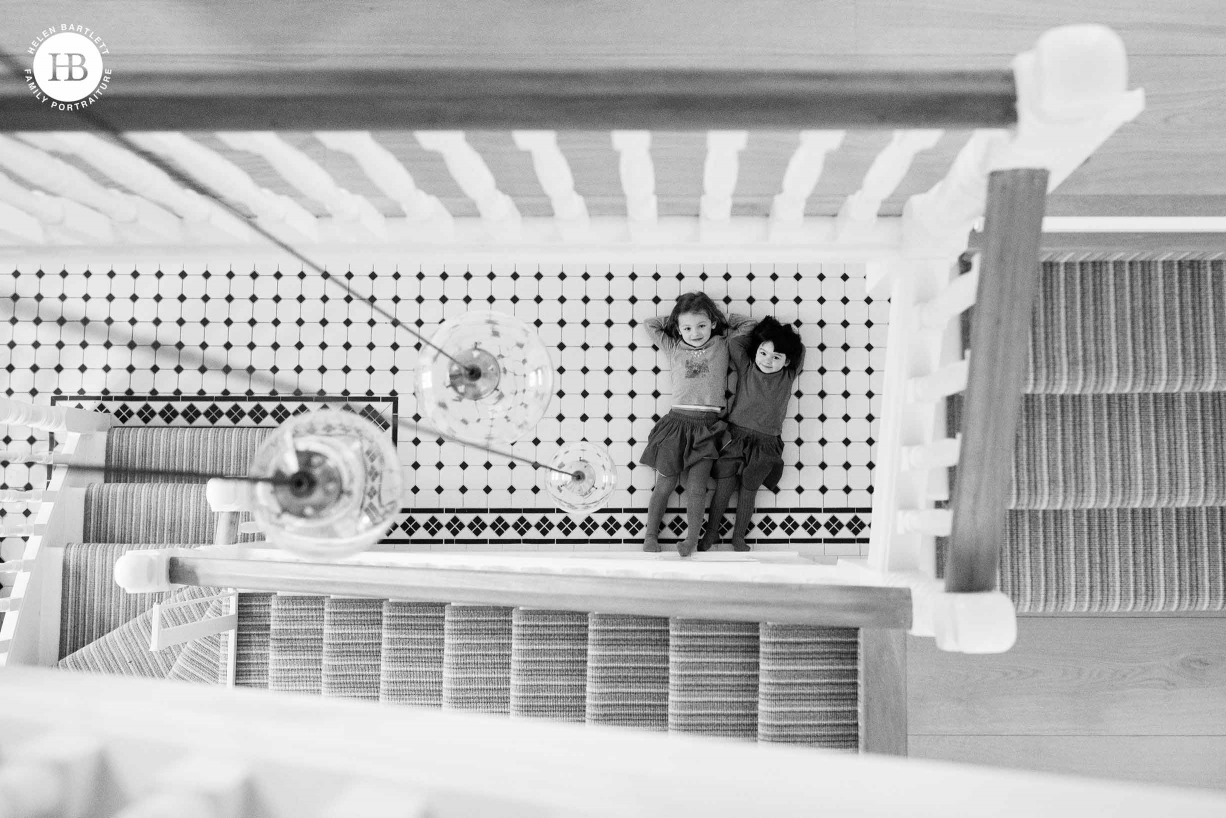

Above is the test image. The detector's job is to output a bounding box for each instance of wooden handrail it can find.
[1,68,1016,131]
[166,553,913,630]
[944,169,1049,593]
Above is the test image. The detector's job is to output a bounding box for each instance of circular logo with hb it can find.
[30,27,108,105]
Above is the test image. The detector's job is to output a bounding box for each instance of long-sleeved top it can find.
[725,333,805,436]
[643,313,754,409]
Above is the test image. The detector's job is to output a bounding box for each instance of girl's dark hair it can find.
[750,316,804,374]
[661,291,729,340]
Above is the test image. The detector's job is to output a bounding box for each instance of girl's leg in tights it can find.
[679,458,714,556]
[731,476,766,551]
[700,476,738,551]
[644,473,679,552]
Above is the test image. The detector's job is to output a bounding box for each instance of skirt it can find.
[638,409,727,477]
[712,423,785,490]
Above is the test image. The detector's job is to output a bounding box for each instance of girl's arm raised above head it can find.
[642,316,676,351]
[727,313,756,337]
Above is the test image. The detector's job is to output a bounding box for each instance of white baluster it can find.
[0,168,114,243]
[836,129,942,241]
[0,200,45,244]
[0,489,48,505]
[415,131,520,238]
[217,131,386,239]
[700,130,748,224]
[0,597,23,613]
[897,508,952,537]
[919,255,980,330]
[512,130,589,231]
[610,130,657,231]
[0,134,182,240]
[315,131,451,226]
[906,358,970,403]
[128,132,318,242]
[901,437,961,471]
[0,559,33,574]
[0,522,38,538]
[23,132,254,242]
[769,130,844,237]
[0,396,114,432]
[1,447,56,466]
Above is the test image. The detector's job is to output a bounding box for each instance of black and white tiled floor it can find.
[2,262,884,557]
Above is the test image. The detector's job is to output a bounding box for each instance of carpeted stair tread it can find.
[234,593,273,688]
[105,427,273,483]
[585,613,670,731]
[322,597,383,700]
[167,594,231,684]
[947,393,1226,510]
[1001,508,1226,613]
[509,608,588,722]
[81,483,258,544]
[59,586,215,678]
[380,601,446,707]
[758,624,859,749]
[442,605,513,715]
[667,618,760,740]
[59,542,211,658]
[268,595,326,695]
[1025,259,1226,394]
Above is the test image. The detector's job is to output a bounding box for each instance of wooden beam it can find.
[860,628,908,756]
[168,557,914,630]
[944,169,1048,594]
[0,68,1017,131]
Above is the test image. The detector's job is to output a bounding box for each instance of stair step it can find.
[757,624,859,749]
[105,426,273,482]
[667,619,759,740]
[509,609,588,722]
[322,598,383,701]
[235,593,273,688]
[268,595,325,694]
[379,601,445,707]
[60,542,212,658]
[166,594,230,685]
[584,613,670,731]
[441,605,512,715]
[1026,259,1226,394]
[84,483,212,543]
[1000,507,1226,613]
[59,586,214,678]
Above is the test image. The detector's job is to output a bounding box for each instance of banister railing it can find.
[118,547,914,631]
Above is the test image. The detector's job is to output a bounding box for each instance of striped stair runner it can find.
[941,258,1226,614]
[758,624,859,749]
[379,601,446,706]
[442,605,513,715]
[667,619,760,740]
[235,593,274,688]
[585,613,670,731]
[268,595,326,695]
[509,608,588,722]
[167,594,230,684]
[322,597,383,700]
[105,427,273,483]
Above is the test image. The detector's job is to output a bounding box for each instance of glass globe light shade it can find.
[415,311,555,445]
[545,441,617,516]
[247,410,402,558]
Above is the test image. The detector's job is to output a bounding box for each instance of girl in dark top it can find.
[700,316,806,552]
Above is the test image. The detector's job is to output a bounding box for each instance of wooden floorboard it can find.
[908,618,1226,736]
[910,735,1226,791]
[860,628,908,756]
